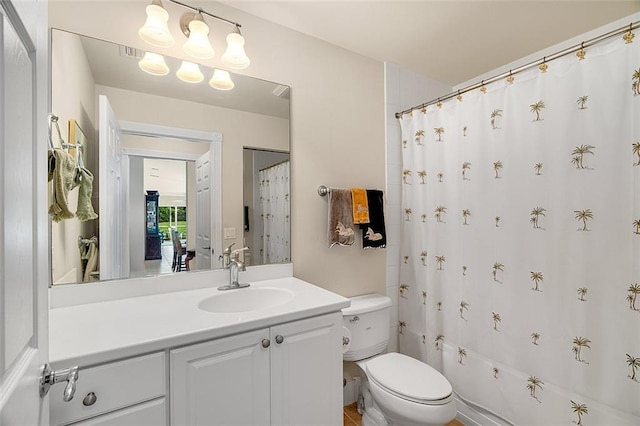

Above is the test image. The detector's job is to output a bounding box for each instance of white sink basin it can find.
[198,287,295,313]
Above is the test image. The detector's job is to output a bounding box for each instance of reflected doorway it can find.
[138,158,191,277]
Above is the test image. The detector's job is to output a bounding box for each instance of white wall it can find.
[129,156,145,275]
[49,0,386,297]
[50,30,97,284]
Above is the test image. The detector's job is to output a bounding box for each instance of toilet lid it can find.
[366,353,452,403]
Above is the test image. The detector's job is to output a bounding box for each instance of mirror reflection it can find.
[50,29,290,286]
[243,148,290,266]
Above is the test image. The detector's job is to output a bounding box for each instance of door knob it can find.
[275,335,284,344]
[40,364,79,401]
[261,339,271,348]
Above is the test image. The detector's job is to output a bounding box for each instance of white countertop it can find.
[49,277,350,368]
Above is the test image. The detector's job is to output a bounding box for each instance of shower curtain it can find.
[259,160,290,264]
[399,35,639,424]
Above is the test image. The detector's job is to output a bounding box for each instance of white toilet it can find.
[343,294,456,426]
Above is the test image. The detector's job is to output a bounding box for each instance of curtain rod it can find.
[395,20,639,119]
[259,159,290,172]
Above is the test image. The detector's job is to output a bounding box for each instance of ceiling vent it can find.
[272,85,290,100]
[119,45,145,60]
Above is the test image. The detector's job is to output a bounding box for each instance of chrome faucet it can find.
[218,247,250,290]
[219,243,235,269]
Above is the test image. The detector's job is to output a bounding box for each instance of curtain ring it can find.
[506,69,514,84]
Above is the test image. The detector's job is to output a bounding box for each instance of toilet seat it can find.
[365,353,453,406]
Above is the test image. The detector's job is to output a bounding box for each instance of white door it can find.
[270,313,343,426]
[170,329,270,425]
[195,151,212,270]
[0,0,49,424]
[98,95,129,280]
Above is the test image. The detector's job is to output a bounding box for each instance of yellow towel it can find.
[351,188,370,224]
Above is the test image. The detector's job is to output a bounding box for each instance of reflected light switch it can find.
[224,227,236,239]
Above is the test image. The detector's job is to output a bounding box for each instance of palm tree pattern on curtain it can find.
[259,161,290,264]
[398,33,639,424]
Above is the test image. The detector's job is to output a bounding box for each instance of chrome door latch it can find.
[40,364,79,401]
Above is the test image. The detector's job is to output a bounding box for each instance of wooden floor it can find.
[343,402,464,426]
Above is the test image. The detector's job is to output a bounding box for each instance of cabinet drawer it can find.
[68,398,166,426]
[51,352,166,426]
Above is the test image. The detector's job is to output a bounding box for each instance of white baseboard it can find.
[454,394,511,426]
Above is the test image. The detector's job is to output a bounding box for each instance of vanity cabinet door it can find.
[170,328,271,426]
[270,312,343,426]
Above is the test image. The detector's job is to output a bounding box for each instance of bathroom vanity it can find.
[48,270,349,425]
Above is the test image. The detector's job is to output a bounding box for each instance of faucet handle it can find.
[231,246,249,260]
[223,243,236,254]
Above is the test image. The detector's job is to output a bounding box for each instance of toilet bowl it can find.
[343,294,456,426]
[357,353,456,426]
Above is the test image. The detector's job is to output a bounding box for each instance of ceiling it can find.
[223,1,640,86]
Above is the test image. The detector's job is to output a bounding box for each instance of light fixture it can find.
[221,27,250,70]
[209,69,234,91]
[139,52,170,76]
[138,0,250,69]
[138,0,175,48]
[177,61,204,83]
[181,12,215,59]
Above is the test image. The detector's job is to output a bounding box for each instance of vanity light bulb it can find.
[177,61,204,83]
[221,32,250,70]
[183,19,215,59]
[209,69,234,91]
[138,0,175,48]
[139,52,170,76]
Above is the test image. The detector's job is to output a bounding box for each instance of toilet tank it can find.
[342,294,392,361]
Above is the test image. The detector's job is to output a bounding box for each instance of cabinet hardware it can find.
[82,392,97,406]
[343,336,350,346]
[261,339,271,348]
[275,335,284,344]
[40,364,79,401]
[349,316,360,323]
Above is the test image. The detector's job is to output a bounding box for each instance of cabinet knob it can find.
[82,392,97,406]
[261,339,271,348]
[275,335,284,344]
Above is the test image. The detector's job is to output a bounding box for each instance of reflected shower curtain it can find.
[399,36,639,424]
[259,161,290,264]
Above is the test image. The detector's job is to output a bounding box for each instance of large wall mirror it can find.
[50,29,290,286]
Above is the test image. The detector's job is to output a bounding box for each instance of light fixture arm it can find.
[168,0,242,29]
